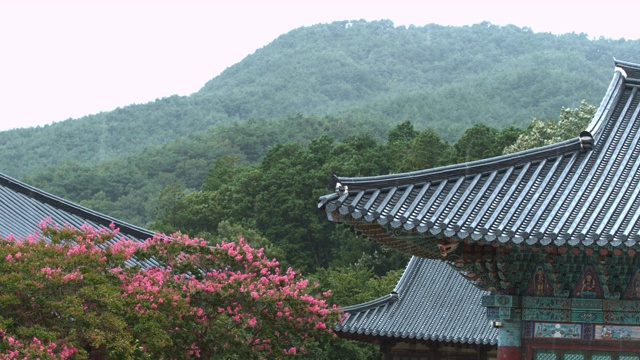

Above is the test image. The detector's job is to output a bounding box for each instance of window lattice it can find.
[536,352,558,360]
[536,349,638,360]
[620,356,640,360]
[591,355,612,360]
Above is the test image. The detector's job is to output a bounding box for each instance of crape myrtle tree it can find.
[0,220,338,359]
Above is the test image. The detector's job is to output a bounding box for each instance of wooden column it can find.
[380,342,393,360]
[482,295,523,360]
[496,319,522,360]
[497,345,521,360]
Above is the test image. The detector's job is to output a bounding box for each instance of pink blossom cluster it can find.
[128,235,340,356]
[0,329,77,359]
[0,221,339,358]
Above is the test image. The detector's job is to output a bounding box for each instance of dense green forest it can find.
[22,115,386,225]
[1,20,639,179]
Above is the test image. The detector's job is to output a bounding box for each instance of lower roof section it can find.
[0,172,159,268]
[0,172,154,240]
[336,256,498,345]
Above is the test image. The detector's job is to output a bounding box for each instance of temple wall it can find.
[484,294,640,359]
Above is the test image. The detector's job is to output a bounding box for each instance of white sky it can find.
[0,0,639,131]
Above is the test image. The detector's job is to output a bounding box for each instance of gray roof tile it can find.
[336,257,498,345]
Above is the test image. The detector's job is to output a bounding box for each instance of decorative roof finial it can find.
[335,182,348,196]
[615,66,628,78]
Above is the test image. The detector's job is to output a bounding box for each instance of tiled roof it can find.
[336,256,498,345]
[319,59,640,255]
[0,172,159,268]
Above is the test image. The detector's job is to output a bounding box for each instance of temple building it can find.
[319,59,640,360]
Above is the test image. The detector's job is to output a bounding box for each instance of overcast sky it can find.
[1,0,639,131]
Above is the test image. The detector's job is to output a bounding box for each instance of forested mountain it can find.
[1,20,639,178]
[198,20,638,138]
[21,114,384,226]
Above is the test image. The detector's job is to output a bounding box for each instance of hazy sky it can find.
[1,0,639,131]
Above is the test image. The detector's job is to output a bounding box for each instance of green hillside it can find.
[199,20,638,138]
[22,114,384,226]
[0,20,638,178]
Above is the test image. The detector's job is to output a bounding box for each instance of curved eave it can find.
[342,293,398,314]
[333,136,590,190]
[615,58,640,81]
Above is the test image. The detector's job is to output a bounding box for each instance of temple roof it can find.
[336,256,498,345]
[319,59,640,256]
[0,172,158,268]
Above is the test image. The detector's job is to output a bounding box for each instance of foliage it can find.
[24,117,522,279]
[504,100,596,153]
[0,221,338,359]
[23,115,388,228]
[201,20,627,143]
[302,257,406,360]
[151,131,414,276]
[315,263,404,308]
[392,127,451,172]
[453,124,524,163]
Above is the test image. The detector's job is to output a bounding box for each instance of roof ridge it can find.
[0,172,154,240]
[586,65,626,139]
[342,293,397,313]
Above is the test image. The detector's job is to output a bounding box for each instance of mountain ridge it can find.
[1,20,638,180]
